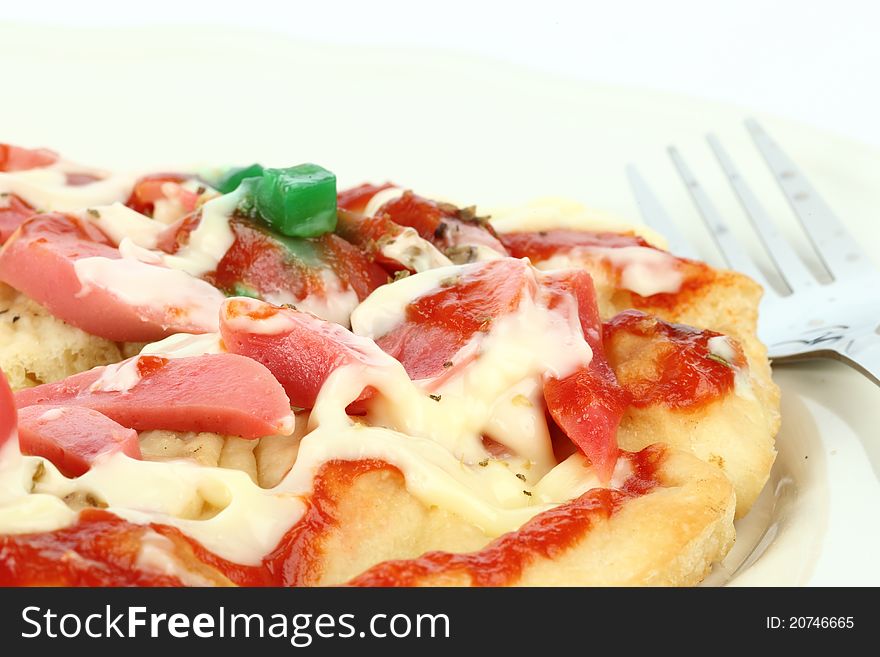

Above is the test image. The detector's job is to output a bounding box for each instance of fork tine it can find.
[706,134,816,294]
[625,164,700,259]
[745,118,875,281]
[667,146,770,287]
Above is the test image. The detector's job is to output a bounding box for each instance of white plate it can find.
[2,24,878,586]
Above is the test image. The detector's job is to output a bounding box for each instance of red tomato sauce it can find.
[136,355,170,378]
[603,310,743,409]
[152,459,394,587]
[628,260,715,310]
[337,182,394,214]
[207,218,385,304]
[0,510,183,586]
[320,232,389,300]
[501,229,650,261]
[376,259,533,380]
[209,218,325,300]
[379,191,507,256]
[501,229,717,309]
[125,173,191,217]
[335,209,411,275]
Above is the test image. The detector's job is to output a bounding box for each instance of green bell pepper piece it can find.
[253,164,337,238]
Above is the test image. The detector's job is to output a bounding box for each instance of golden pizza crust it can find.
[0,283,135,391]
[123,447,733,587]
[0,196,775,586]
[301,447,734,586]
[615,397,775,518]
[599,265,779,516]
[517,234,779,518]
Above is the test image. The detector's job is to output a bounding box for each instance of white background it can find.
[4,0,880,146]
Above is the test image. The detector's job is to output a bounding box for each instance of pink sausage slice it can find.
[17,405,140,478]
[0,144,58,172]
[15,353,295,438]
[0,194,36,244]
[219,297,390,410]
[0,213,224,342]
[0,370,15,448]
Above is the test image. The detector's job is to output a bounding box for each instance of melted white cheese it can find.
[0,441,303,564]
[351,261,591,467]
[0,160,136,212]
[151,179,216,226]
[538,245,684,297]
[380,226,453,272]
[363,186,404,217]
[161,188,240,277]
[89,358,143,394]
[79,202,164,249]
[264,270,360,328]
[136,531,220,586]
[468,244,506,262]
[79,190,238,289]
[708,335,755,400]
[351,264,465,338]
[141,333,226,358]
[38,408,66,422]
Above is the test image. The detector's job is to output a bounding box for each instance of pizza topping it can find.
[603,310,745,409]
[336,182,395,214]
[0,510,188,586]
[140,332,226,359]
[0,213,225,341]
[0,373,15,449]
[238,164,337,238]
[220,297,395,410]
[0,144,59,172]
[350,257,619,478]
[359,258,537,381]
[125,173,200,220]
[17,406,141,478]
[501,229,687,297]
[381,227,455,272]
[539,270,626,480]
[0,147,135,214]
[0,193,35,244]
[0,150,749,584]
[371,190,508,260]
[206,217,384,326]
[335,209,452,275]
[501,229,650,259]
[160,189,240,276]
[14,353,295,438]
[72,253,224,339]
[339,184,508,262]
[78,201,164,248]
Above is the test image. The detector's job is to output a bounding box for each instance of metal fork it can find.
[626,119,880,385]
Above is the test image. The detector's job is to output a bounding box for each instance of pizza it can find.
[0,144,779,586]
